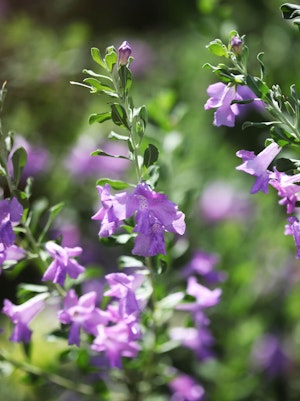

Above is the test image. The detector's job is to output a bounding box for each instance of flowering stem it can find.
[0,349,95,396]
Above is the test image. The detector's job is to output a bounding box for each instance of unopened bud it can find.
[118,41,132,66]
[230,36,242,55]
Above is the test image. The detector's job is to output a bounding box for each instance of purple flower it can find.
[131,182,186,257]
[236,142,282,194]
[185,276,222,308]
[230,35,243,54]
[182,250,226,284]
[199,180,252,223]
[205,83,264,127]
[0,197,23,252]
[91,320,140,368]
[0,245,25,274]
[251,334,289,378]
[92,182,186,257]
[58,289,108,346]
[92,184,130,237]
[42,241,85,286]
[8,135,50,179]
[104,272,145,317]
[269,168,300,213]
[285,216,300,258]
[169,374,205,401]
[118,41,132,66]
[64,137,129,180]
[2,293,47,343]
[169,325,214,360]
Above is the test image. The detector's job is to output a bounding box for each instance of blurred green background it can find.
[1,0,300,400]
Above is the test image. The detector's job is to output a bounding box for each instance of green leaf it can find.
[89,112,111,124]
[83,78,115,95]
[118,65,132,93]
[281,3,300,19]
[90,148,129,160]
[246,75,269,99]
[91,47,106,69]
[38,202,64,243]
[95,178,131,190]
[108,130,129,141]
[143,144,159,168]
[11,146,27,186]
[206,39,229,57]
[105,46,117,72]
[111,103,129,129]
[275,157,300,172]
[0,81,7,112]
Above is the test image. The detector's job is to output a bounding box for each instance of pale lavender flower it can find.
[169,374,205,401]
[65,137,129,180]
[118,41,132,66]
[0,197,23,252]
[58,289,108,346]
[8,135,50,179]
[199,180,252,223]
[182,250,226,284]
[42,241,85,286]
[169,325,214,360]
[236,142,282,194]
[91,320,140,368]
[205,83,264,127]
[269,168,300,213]
[185,276,222,308]
[0,245,25,274]
[2,293,47,343]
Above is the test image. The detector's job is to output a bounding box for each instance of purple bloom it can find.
[0,197,23,252]
[182,250,226,284]
[64,137,129,180]
[236,142,282,194]
[169,325,214,360]
[58,289,108,346]
[0,245,25,274]
[92,184,130,237]
[169,374,205,401]
[8,135,50,179]
[104,272,145,317]
[251,334,290,378]
[42,241,85,286]
[131,182,186,257]
[185,276,222,308]
[230,35,243,54]
[118,41,132,66]
[205,82,264,127]
[91,320,140,368]
[2,293,47,343]
[285,216,300,258]
[269,168,300,213]
[93,182,186,257]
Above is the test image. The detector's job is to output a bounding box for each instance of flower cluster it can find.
[92,182,186,257]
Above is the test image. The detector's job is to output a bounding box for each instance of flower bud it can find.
[230,36,242,55]
[118,41,132,66]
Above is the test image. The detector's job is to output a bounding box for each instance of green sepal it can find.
[88,112,111,124]
[95,178,131,190]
